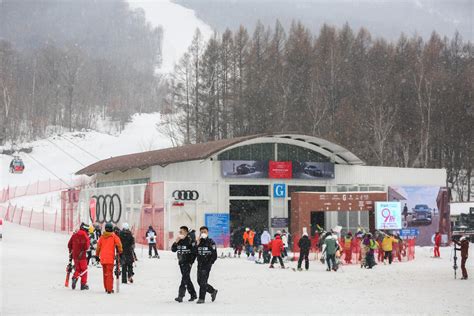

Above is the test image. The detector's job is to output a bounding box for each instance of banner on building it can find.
[221,160,268,178]
[375,201,402,230]
[292,162,335,179]
[269,161,292,178]
[388,186,451,247]
[205,213,230,247]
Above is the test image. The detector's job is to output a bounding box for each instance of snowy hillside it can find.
[1,113,173,189]
[127,0,213,73]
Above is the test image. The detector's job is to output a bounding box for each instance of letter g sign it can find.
[273,183,286,198]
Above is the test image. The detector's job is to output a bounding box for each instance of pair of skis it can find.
[64,253,73,287]
[114,247,121,293]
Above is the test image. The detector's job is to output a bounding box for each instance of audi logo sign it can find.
[89,194,122,224]
[172,190,199,201]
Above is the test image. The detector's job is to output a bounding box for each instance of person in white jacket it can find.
[260,229,272,263]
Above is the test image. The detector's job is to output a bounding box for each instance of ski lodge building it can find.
[73,133,448,249]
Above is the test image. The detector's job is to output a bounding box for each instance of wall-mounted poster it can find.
[388,186,451,246]
[221,160,268,178]
[205,213,230,247]
[375,201,402,230]
[292,162,335,179]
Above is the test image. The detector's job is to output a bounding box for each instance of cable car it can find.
[9,156,25,174]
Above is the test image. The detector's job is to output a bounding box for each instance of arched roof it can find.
[76,133,364,176]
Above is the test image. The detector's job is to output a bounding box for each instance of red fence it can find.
[1,204,64,233]
[0,177,88,203]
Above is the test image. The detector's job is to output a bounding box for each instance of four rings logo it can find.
[172,190,199,201]
[89,194,122,224]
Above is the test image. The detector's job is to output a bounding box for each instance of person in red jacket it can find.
[96,222,123,294]
[269,232,285,269]
[67,222,91,290]
[434,232,441,258]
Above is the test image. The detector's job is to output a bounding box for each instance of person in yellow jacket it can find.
[382,234,398,264]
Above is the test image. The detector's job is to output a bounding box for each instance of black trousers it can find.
[178,263,196,298]
[298,250,309,270]
[197,265,215,300]
[271,256,284,267]
[149,243,158,256]
[384,251,393,264]
[461,257,468,279]
[326,254,336,270]
[263,250,271,263]
[121,262,134,282]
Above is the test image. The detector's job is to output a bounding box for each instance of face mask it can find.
[201,233,208,239]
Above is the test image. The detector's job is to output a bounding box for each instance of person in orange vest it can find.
[96,222,123,294]
[243,227,255,257]
[343,232,353,264]
[433,232,441,258]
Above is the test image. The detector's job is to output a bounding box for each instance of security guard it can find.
[172,226,197,302]
[195,226,218,304]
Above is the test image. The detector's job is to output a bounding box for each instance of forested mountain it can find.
[165,22,473,200]
[0,0,164,144]
[174,0,473,41]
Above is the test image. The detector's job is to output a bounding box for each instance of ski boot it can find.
[189,296,197,302]
[196,299,205,304]
[71,277,78,290]
[269,265,275,268]
[128,277,134,283]
[175,297,183,303]
[297,268,303,271]
[211,290,218,302]
[80,284,89,290]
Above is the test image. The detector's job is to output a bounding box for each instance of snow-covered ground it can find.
[1,222,473,315]
[1,113,173,189]
[127,0,213,73]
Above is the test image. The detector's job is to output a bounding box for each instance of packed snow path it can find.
[1,223,473,315]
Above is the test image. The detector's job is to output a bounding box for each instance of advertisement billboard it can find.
[269,161,292,178]
[375,201,402,230]
[221,160,268,178]
[292,162,335,179]
[388,186,450,246]
[205,213,230,247]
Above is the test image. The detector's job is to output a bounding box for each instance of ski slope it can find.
[1,222,473,315]
[0,113,173,189]
[127,0,213,73]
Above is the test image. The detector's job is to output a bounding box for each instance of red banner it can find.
[269,161,292,179]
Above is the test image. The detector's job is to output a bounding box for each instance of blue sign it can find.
[205,213,230,246]
[273,183,286,198]
[399,228,419,237]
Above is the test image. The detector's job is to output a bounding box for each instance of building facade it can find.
[75,134,447,248]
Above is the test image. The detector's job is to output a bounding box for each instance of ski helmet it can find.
[80,222,90,232]
[122,222,130,230]
[105,222,113,232]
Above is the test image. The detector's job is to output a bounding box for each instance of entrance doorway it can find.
[310,211,325,236]
[229,200,269,233]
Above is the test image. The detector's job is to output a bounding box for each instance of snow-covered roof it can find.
[76,133,364,176]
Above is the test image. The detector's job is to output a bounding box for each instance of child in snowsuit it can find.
[269,233,285,268]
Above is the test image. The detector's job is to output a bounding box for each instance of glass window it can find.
[218,143,274,161]
[288,186,325,197]
[230,185,269,196]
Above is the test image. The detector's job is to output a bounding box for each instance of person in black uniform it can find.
[195,226,218,304]
[172,226,198,302]
[119,223,135,284]
[297,232,311,271]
